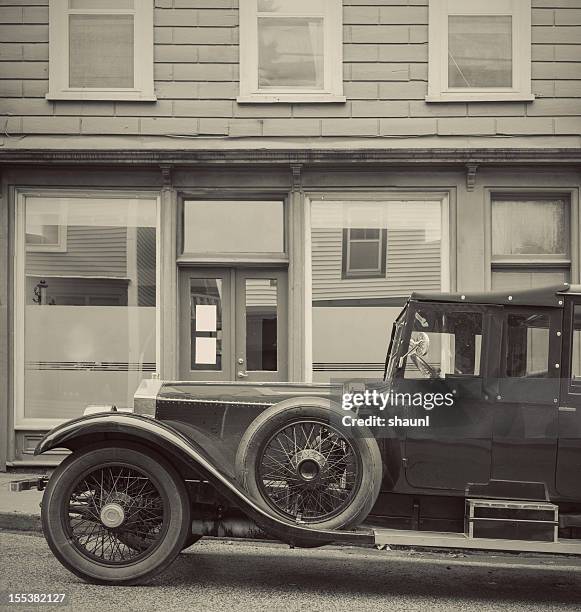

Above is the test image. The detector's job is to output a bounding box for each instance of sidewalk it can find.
[0,471,47,532]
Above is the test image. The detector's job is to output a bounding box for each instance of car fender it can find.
[35,412,374,548]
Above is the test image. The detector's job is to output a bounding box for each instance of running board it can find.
[373,528,581,555]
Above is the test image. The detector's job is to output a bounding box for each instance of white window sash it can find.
[238,0,344,103]
[427,0,533,103]
[47,0,155,101]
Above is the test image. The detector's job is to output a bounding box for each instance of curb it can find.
[0,512,42,533]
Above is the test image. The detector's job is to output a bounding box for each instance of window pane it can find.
[26,224,59,246]
[492,269,569,291]
[311,199,444,382]
[23,197,157,419]
[70,0,133,8]
[492,199,568,257]
[258,17,324,88]
[506,314,549,378]
[246,279,278,371]
[190,279,223,371]
[448,15,512,88]
[349,241,381,271]
[571,306,581,381]
[183,201,284,254]
[258,0,325,14]
[69,14,134,88]
[404,308,482,379]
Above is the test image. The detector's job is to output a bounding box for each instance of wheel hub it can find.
[100,502,125,528]
[293,449,327,483]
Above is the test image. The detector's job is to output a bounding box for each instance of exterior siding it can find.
[1,0,580,139]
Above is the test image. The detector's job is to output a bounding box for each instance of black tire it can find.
[181,534,201,550]
[41,443,191,585]
[235,398,382,531]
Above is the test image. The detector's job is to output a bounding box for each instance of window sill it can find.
[46,90,157,102]
[426,92,535,103]
[237,94,346,104]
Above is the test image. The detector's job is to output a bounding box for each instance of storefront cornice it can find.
[0,148,580,167]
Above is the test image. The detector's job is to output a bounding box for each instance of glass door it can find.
[179,268,287,382]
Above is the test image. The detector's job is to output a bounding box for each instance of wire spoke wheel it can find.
[257,420,361,523]
[65,464,166,565]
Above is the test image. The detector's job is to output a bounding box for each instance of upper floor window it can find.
[47,0,155,101]
[238,0,344,103]
[427,0,533,102]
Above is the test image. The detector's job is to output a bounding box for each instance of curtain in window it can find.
[258,17,324,88]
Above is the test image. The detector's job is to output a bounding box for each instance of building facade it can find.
[0,0,580,468]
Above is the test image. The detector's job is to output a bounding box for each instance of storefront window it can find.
[311,198,447,381]
[491,197,570,290]
[18,195,158,421]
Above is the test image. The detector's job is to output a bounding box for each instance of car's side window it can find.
[506,313,550,378]
[568,305,581,390]
[403,307,482,380]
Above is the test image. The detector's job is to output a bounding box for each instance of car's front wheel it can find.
[41,443,191,585]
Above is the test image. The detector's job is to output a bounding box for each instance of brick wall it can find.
[0,0,580,139]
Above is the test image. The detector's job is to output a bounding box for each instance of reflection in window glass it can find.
[343,228,386,277]
[311,199,445,382]
[69,15,134,88]
[492,199,568,257]
[190,279,223,371]
[403,309,482,379]
[246,279,278,371]
[448,15,512,88]
[23,197,157,420]
[258,17,324,88]
[183,201,284,254]
[506,313,549,378]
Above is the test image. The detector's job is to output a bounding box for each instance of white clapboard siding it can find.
[26,226,128,278]
[312,227,441,300]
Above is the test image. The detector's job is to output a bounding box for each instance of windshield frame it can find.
[383,303,410,382]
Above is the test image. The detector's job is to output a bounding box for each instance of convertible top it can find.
[411,283,581,308]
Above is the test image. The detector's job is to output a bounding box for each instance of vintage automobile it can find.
[12,284,581,584]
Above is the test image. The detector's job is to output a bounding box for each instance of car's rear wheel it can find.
[235,399,382,531]
[41,444,190,585]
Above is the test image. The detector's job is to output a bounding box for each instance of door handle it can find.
[238,371,248,378]
[559,406,577,412]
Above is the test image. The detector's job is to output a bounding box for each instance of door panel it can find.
[180,269,233,380]
[180,268,287,382]
[236,270,287,382]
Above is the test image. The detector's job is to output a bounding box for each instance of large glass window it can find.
[311,198,447,381]
[18,195,158,422]
[491,196,570,291]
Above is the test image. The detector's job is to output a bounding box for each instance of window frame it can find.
[341,227,388,280]
[487,192,575,291]
[47,0,155,102]
[238,0,345,104]
[427,0,534,103]
[13,189,161,430]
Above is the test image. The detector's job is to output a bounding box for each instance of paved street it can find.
[1,532,581,612]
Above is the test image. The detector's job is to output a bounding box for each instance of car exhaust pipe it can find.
[191,517,268,539]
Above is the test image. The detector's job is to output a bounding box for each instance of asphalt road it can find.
[1,532,581,612]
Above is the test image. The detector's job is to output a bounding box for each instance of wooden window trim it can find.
[238,0,345,104]
[47,0,155,101]
[427,0,533,103]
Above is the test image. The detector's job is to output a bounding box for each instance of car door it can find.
[491,307,561,491]
[398,301,499,491]
[556,298,581,499]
